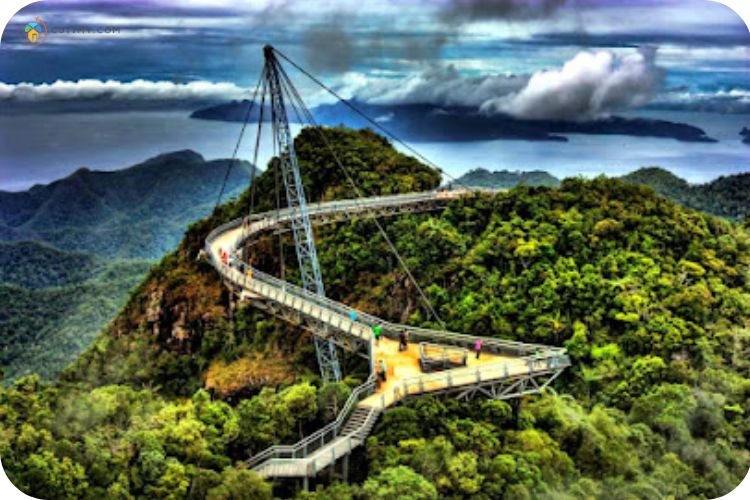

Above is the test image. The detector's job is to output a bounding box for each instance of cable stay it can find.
[269,46,448,330]
[220,44,478,380]
[272,47,473,191]
[214,72,265,211]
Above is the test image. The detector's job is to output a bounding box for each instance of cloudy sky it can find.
[1,0,748,120]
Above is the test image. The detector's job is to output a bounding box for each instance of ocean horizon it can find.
[1,109,748,192]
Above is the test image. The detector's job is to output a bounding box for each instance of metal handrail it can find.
[399,353,571,393]
[367,353,572,409]
[205,192,566,357]
[206,190,568,473]
[246,373,378,469]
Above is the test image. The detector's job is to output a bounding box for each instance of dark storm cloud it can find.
[440,0,568,23]
[298,0,572,72]
[301,18,357,73]
[300,19,452,73]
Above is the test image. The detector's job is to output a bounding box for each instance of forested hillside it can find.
[455,168,560,189]
[622,167,750,221]
[0,152,253,381]
[0,151,252,259]
[1,127,748,499]
[0,241,151,380]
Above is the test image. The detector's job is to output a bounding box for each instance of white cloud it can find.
[337,64,527,107]
[654,87,750,113]
[481,49,664,120]
[337,49,665,121]
[0,79,247,103]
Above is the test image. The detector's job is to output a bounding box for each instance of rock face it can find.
[145,288,164,327]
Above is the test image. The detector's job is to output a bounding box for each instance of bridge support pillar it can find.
[342,455,349,482]
[302,476,309,492]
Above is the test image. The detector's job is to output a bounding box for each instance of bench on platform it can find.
[419,342,468,372]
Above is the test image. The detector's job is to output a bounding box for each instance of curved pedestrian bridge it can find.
[205,190,570,481]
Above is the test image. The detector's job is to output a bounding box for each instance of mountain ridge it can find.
[0,150,255,259]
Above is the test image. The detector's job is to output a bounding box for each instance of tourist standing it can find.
[373,324,383,345]
[398,330,408,352]
[379,359,388,382]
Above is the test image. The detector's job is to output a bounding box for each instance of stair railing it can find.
[246,373,378,470]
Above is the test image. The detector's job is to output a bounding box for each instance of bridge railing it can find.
[205,193,567,359]
[366,353,572,408]
[246,373,378,470]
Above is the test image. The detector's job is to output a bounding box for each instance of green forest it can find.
[0,241,152,380]
[617,167,749,222]
[1,127,749,499]
[0,152,254,381]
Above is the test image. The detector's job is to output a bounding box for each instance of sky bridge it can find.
[205,191,570,485]
[204,45,570,487]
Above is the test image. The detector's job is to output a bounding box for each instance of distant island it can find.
[741,127,750,144]
[191,99,718,143]
[454,168,560,188]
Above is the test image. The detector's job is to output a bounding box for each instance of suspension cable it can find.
[272,47,473,191]
[275,58,447,329]
[248,67,268,218]
[214,72,265,211]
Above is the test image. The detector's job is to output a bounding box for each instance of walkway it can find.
[204,189,571,480]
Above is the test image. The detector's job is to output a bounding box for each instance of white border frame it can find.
[0,0,748,498]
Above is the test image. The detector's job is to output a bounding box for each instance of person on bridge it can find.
[220,248,229,265]
[373,324,383,345]
[474,338,483,359]
[378,358,387,382]
[349,311,358,322]
[398,330,408,352]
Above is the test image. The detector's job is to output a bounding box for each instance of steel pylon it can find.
[263,45,342,382]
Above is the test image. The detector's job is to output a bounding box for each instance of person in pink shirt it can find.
[474,338,483,359]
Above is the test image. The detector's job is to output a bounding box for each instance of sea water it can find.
[0,109,748,191]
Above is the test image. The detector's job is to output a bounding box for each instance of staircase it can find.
[252,404,381,479]
[207,191,572,483]
[340,406,378,439]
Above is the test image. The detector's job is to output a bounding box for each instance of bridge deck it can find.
[205,191,571,480]
[362,336,521,407]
